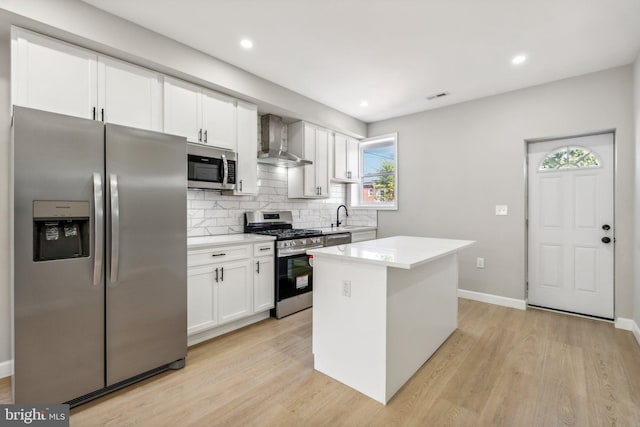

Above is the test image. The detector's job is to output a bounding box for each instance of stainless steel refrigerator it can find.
[12,106,187,405]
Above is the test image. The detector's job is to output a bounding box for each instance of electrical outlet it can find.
[476,257,485,269]
[342,280,351,297]
[495,205,508,216]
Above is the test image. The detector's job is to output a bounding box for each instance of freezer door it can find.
[12,107,105,403]
[105,124,187,385]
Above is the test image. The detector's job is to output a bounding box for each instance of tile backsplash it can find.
[187,164,377,237]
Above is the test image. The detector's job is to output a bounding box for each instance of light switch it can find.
[495,205,508,216]
[342,280,351,297]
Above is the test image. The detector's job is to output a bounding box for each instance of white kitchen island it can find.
[307,236,474,404]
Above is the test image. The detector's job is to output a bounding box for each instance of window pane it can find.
[539,145,601,171]
[349,133,398,210]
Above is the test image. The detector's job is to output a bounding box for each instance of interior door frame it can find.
[524,129,617,318]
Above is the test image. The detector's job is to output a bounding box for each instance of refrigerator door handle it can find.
[110,174,120,284]
[93,173,104,286]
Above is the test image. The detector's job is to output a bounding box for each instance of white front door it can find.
[527,133,614,319]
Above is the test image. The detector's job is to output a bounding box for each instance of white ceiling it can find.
[81,0,640,123]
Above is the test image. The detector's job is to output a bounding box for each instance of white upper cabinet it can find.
[201,89,236,151]
[347,138,359,180]
[12,27,163,131]
[12,27,97,119]
[332,132,360,182]
[287,121,330,198]
[316,128,330,197]
[164,77,237,150]
[97,56,163,131]
[233,101,258,195]
[302,124,318,197]
[163,77,201,142]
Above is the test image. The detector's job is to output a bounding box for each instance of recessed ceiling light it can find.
[240,39,253,49]
[360,101,369,107]
[512,54,527,65]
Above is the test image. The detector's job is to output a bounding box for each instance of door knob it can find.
[602,224,611,231]
[601,237,611,244]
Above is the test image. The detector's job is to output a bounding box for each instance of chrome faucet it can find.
[336,204,349,227]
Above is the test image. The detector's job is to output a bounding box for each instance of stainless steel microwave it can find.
[187,143,237,190]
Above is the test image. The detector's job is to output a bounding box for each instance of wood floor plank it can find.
[1,300,639,426]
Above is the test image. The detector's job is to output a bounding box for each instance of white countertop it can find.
[319,226,377,235]
[188,234,276,249]
[307,235,475,269]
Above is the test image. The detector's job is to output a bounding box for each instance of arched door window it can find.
[538,146,601,171]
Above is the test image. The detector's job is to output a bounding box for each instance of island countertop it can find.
[307,235,475,269]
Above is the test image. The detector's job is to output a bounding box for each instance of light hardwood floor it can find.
[1,299,639,426]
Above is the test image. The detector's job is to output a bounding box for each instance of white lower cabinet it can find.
[187,265,219,334]
[351,230,377,243]
[254,256,275,312]
[216,259,252,324]
[187,240,274,345]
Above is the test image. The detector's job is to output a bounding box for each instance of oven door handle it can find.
[277,245,324,257]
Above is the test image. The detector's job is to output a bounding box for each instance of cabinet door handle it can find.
[256,261,260,274]
[211,253,226,257]
[101,108,105,122]
[198,128,202,142]
[259,247,270,251]
[221,267,224,281]
[204,130,208,143]
[215,267,219,283]
[239,180,243,192]
[92,107,96,120]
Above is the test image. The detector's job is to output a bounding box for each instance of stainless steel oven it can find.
[244,210,324,319]
[187,143,236,190]
[275,237,323,318]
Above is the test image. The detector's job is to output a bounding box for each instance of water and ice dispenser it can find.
[33,200,90,261]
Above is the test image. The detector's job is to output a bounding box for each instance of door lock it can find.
[602,224,611,231]
[601,237,611,244]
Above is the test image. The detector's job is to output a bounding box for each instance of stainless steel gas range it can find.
[245,211,324,319]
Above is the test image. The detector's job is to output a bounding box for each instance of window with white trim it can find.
[349,133,398,209]
[538,145,601,171]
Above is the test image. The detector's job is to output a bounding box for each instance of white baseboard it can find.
[615,317,634,330]
[615,317,640,347]
[188,311,271,347]
[0,360,12,379]
[458,289,527,310]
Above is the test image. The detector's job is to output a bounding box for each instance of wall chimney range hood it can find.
[258,114,312,167]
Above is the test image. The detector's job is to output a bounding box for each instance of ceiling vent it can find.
[426,91,450,101]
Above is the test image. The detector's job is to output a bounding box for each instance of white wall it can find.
[369,66,635,317]
[634,55,640,327]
